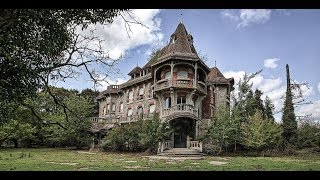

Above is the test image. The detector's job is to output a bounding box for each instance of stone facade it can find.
[92,22,234,152]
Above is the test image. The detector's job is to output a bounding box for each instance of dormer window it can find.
[171,35,176,44]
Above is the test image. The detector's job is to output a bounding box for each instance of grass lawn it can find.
[0,148,320,171]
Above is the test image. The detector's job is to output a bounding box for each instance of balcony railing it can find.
[154,78,206,94]
[162,104,198,118]
[90,117,116,124]
[172,78,192,88]
[188,141,203,152]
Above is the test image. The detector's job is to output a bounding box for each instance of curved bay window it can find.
[164,71,171,79]
[177,70,188,79]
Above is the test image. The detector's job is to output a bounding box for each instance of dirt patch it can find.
[165,161,176,164]
[77,151,96,155]
[144,156,204,160]
[46,162,79,165]
[215,157,229,161]
[78,167,90,170]
[209,161,228,165]
[124,165,144,169]
[124,160,137,163]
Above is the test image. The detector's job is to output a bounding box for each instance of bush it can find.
[100,113,172,153]
[241,111,282,151]
[297,120,320,149]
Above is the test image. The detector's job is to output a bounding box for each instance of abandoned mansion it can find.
[91,22,234,153]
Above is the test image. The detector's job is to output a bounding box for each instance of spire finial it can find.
[215,60,216,67]
[180,13,183,23]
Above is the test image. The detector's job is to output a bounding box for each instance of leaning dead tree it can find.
[276,64,313,121]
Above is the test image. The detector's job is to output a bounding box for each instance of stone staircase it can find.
[158,148,206,157]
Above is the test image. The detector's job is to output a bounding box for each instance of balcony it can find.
[90,117,116,124]
[162,104,198,119]
[154,78,207,94]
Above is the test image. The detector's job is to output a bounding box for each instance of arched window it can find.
[103,106,106,115]
[137,106,143,115]
[107,104,110,113]
[120,103,123,112]
[139,87,144,100]
[128,90,134,102]
[111,103,116,112]
[164,97,171,109]
[127,108,133,116]
[177,70,188,78]
[149,104,155,113]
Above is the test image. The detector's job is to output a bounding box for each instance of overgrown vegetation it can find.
[0,87,96,149]
[100,113,172,153]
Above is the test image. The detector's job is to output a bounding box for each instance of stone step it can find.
[158,148,206,157]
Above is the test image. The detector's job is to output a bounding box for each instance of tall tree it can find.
[244,90,255,117]
[282,64,297,147]
[254,89,265,115]
[264,96,275,122]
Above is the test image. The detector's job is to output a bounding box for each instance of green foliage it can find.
[264,96,275,122]
[0,9,125,103]
[241,111,282,151]
[244,90,255,117]
[42,93,94,148]
[100,120,143,152]
[205,107,241,154]
[282,85,297,147]
[140,113,173,153]
[297,120,320,149]
[100,113,173,153]
[0,120,36,147]
[254,89,265,115]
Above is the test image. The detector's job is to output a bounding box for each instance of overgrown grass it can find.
[0,148,319,171]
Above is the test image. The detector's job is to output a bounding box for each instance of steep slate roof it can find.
[207,67,234,85]
[128,66,142,75]
[157,22,199,62]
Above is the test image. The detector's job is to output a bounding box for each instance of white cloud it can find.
[221,9,272,29]
[264,58,280,69]
[238,9,272,28]
[318,82,320,94]
[77,9,163,60]
[221,9,239,21]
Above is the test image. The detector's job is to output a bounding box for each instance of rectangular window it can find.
[177,96,186,104]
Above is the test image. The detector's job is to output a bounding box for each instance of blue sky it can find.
[54,9,320,122]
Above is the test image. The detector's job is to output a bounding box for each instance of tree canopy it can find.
[0,9,126,102]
